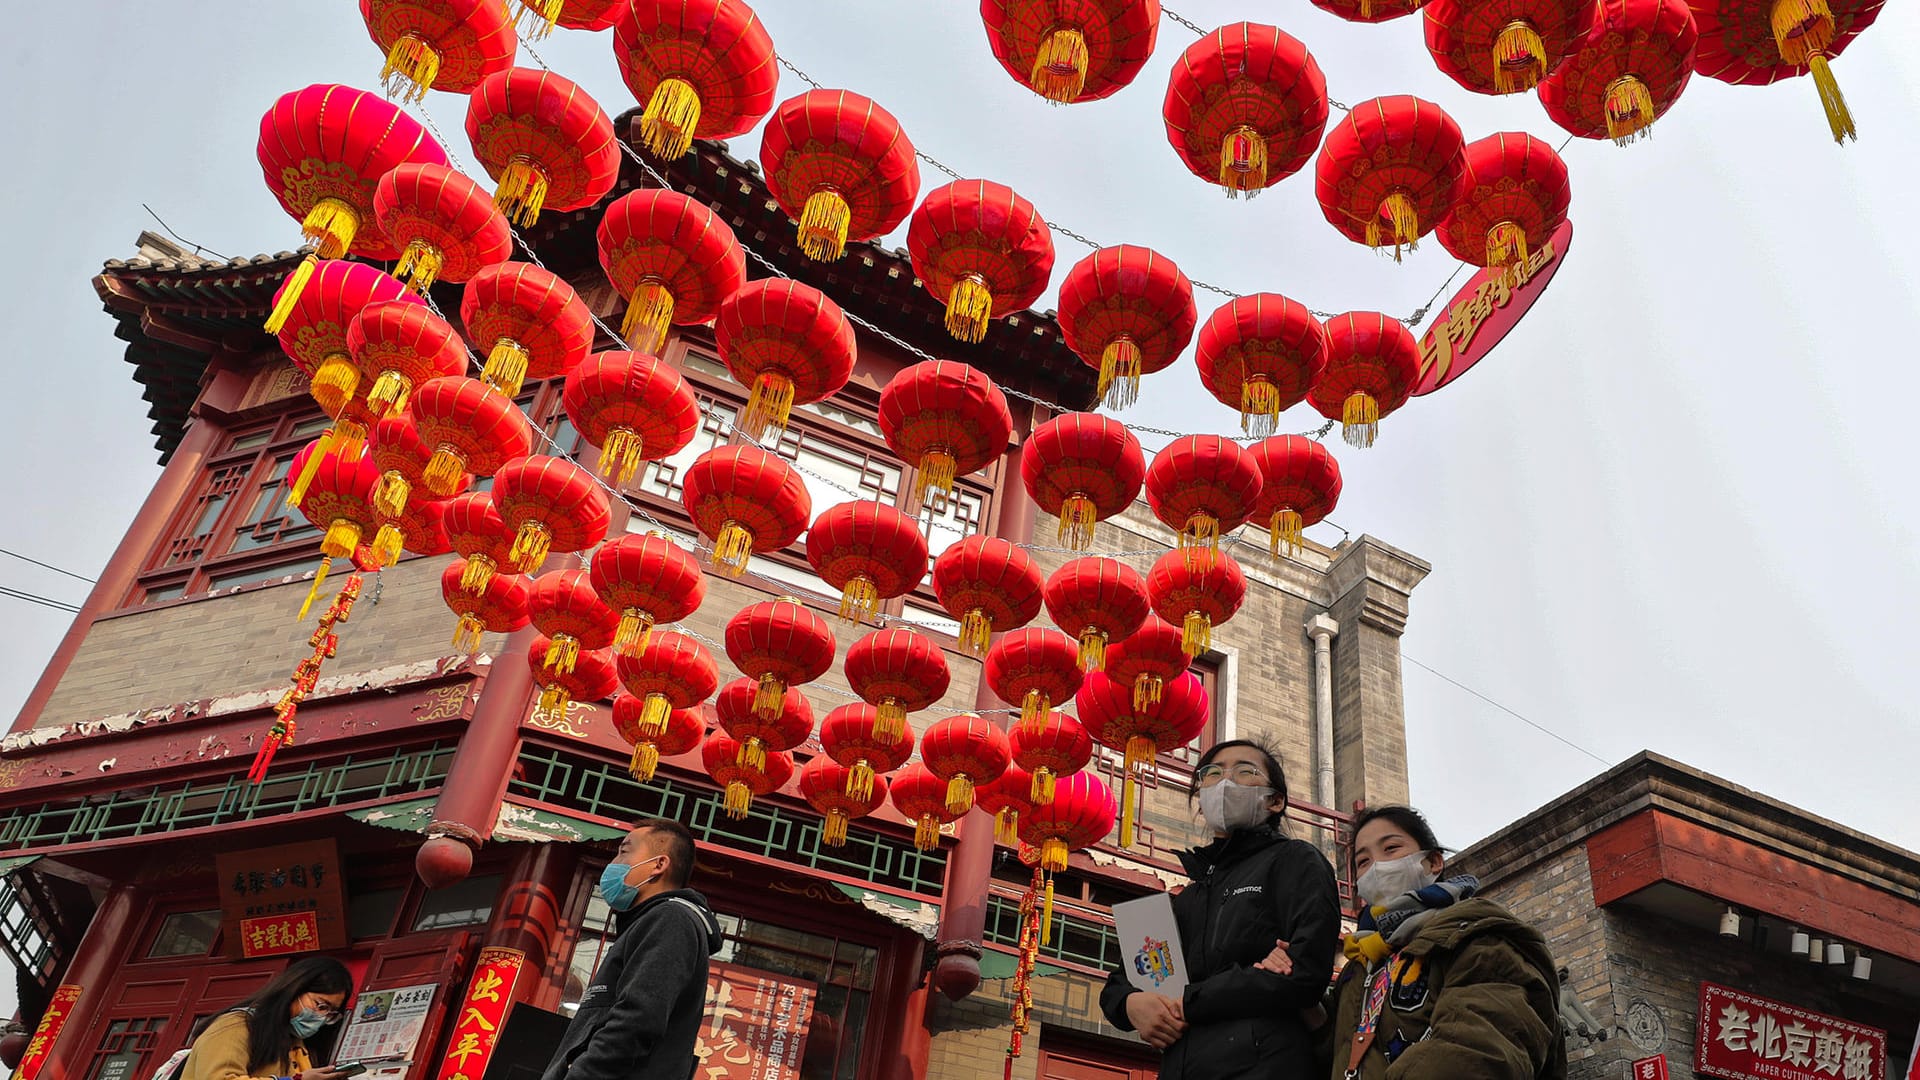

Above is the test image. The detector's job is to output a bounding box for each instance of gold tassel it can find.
[298,556,333,622]
[310,355,360,418]
[1042,873,1056,945]
[713,521,756,576]
[380,32,441,102]
[913,814,940,851]
[601,426,644,487]
[640,77,702,159]
[332,420,368,465]
[631,741,662,782]
[753,672,786,718]
[461,553,498,596]
[1182,612,1212,657]
[742,372,797,440]
[367,370,414,418]
[847,759,876,800]
[1182,511,1220,556]
[452,612,487,655]
[1808,54,1856,143]
[396,238,445,294]
[1132,674,1164,711]
[1341,391,1382,448]
[543,633,581,675]
[614,610,655,657]
[493,158,550,227]
[1041,837,1068,872]
[264,253,319,334]
[321,519,363,559]
[1077,628,1108,672]
[1366,193,1421,261]
[798,189,852,262]
[373,470,411,519]
[1098,337,1142,410]
[300,198,360,260]
[839,576,879,623]
[1219,125,1269,198]
[1019,689,1050,735]
[536,683,569,723]
[1119,770,1138,849]
[913,450,959,510]
[509,520,553,572]
[724,780,753,819]
[944,274,995,343]
[1120,736,1156,849]
[823,810,850,847]
[1493,20,1548,93]
[638,693,671,737]
[1770,0,1835,60]
[1058,494,1097,550]
[873,699,907,742]
[1270,508,1305,557]
[1029,26,1089,102]
[945,774,975,816]
[1603,76,1658,145]
[515,0,566,39]
[995,808,1020,846]
[287,429,335,511]
[1030,767,1056,806]
[958,609,992,658]
[1486,221,1529,270]
[424,444,469,497]
[482,338,531,398]
[370,524,404,569]
[1241,376,1282,437]
[621,281,675,354]
[737,736,768,772]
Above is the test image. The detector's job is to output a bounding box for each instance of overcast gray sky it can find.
[3,0,1916,942]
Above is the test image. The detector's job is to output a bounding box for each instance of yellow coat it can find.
[181,1012,312,1080]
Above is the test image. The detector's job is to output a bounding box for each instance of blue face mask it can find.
[290,1009,328,1039]
[599,857,662,912]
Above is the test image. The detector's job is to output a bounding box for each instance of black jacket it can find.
[542,888,725,1080]
[1101,827,1341,1080]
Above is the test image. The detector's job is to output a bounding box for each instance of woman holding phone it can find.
[178,957,354,1080]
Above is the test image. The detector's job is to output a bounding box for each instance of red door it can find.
[1037,1034,1158,1080]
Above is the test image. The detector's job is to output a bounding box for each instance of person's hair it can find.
[218,956,352,1070]
[1188,739,1291,831]
[1352,805,1446,860]
[634,817,696,889]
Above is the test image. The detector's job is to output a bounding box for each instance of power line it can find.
[0,584,81,615]
[1402,655,1611,766]
[0,547,97,584]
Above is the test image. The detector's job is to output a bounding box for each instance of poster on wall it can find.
[335,984,438,1079]
[692,962,818,1080]
[1696,982,1886,1080]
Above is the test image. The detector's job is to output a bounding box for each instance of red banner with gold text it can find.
[14,984,82,1080]
[434,947,524,1080]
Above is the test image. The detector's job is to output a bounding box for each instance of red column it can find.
[415,622,542,888]
[42,884,140,1080]
[483,842,581,1008]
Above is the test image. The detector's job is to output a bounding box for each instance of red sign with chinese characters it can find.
[434,946,524,1080]
[1412,218,1572,397]
[14,983,82,1080]
[214,838,348,957]
[1632,1054,1670,1080]
[692,962,817,1080]
[239,910,322,958]
[1697,982,1886,1080]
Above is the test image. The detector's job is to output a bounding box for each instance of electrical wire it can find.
[0,548,96,584]
[1402,655,1611,765]
[0,584,81,614]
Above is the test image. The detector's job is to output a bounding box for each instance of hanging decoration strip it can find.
[250,574,366,783]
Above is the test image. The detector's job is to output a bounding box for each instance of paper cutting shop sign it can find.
[1696,982,1885,1080]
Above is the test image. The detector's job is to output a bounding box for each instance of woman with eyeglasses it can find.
[1098,739,1340,1079]
[177,957,353,1080]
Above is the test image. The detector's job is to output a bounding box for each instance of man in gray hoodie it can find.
[542,818,724,1080]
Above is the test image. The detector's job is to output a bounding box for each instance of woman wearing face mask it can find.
[177,957,352,1080]
[1098,739,1340,1079]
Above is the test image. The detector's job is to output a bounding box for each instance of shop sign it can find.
[1633,1054,1670,1080]
[14,984,82,1080]
[215,838,348,958]
[434,946,524,1080]
[1697,982,1886,1080]
[1412,218,1572,397]
[239,910,322,957]
[692,961,817,1080]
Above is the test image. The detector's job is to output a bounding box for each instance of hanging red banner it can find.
[434,946,525,1080]
[1696,982,1886,1080]
[692,962,818,1080]
[14,984,83,1080]
[1412,218,1573,397]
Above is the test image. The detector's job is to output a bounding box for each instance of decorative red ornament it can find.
[1313,96,1468,260]
[442,491,518,594]
[408,376,532,496]
[1437,134,1573,272]
[806,501,931,623]
[466,67,620,227]
[490,455,612,572]
[931,536,1045,657]
[1016,768,1119,934]
[843,628,952,742]
[1194,293,1330,436]
[1043,556,1150,672]
[1057,245,1196,410]
[977,764,1038,845]
[921,714,1011,815]
[528,568,619,674]
[891,762,962,851]
[613,697,704,782]
[1310,313,1422,448]
[982,0,1162,103]
[288,440,383,620]
[986,627,1085,736]
[725,597,837,720]
[800,756,888,847]
[1076,669,1209,847]
[526,633,618,724]
[1009,713,1093,806]
[272,261,420,411]
[1248,435,1342,556]
[681,446,812,575]
[1021,413,1145,550]
[374,162,513,294]
[257,84,446,333]
[819,702,915,801]
[1690,0,1880,143]
[346,300,467,423]
[360,0,515,102]
[368,414,471,562]
[1163,22,1330,198]
[1425,0,1598,95]
[715,279,856,439]
[702,734,794,819]
[590,534,706,657]
[906,180,1056,344]
[1105,617,1192,711]
[878,360,1015,510]
[514,0,624,38]
[1539,0,1699,145]
[597,189,747,355]
[383,491,454,558]
[461,261,594,398]
[1311,0,1429,26]
[760,89,920,262]
[615,630,720,739]
[615,0,780,160]
[1148,546,1246,656]
[250,575,366,783]
[563,351,700,487]
[715,676,815,773]
[440,558,530,654]
[1144,435,1264,557]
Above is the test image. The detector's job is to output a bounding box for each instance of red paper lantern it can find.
[703,734,794,819]
[1057,245,1197,410]
[819,702,915,801]
[1194,293,1330,436]
[1021,413,1145,550]
[590,534,706,657]
[807,501,931,622]
[527,633,618,723]
[800,756,888,847]
[442,490,518,594]
[1163,22,1330,197]
[563,351,701,487]
[715,676,815,772]
[986,627,1085,735]
[716,279,856,439]
[760,89,920,262]
[931,536,1045,656]
[461,261,594,398]
[843,628,952,742]
[613,697,704,781]
[1043,556,1150,671]
[528,568,619,673]
[725,597,837,719]
[1539,0,1699,144]
[1690,0,1880,143]
[1311,0,1429,25]
[615,630,720,738]
[466,67,620,226]
[383,491,454,558]
[347,301,467,421]
[272,261,420,406]
[515,0,624,38]
[1148,547,1246,656]
[879,360,1015,510]
[1009,713,1094,806]
[407,375,534,497]
[891,762,962,851]
[360,0,515,102]
[1248,435,1343,556]
[1437,134,1573,273]
[616,0,780,159]
[440,558,531,654]
[373,162,513,293]
[1106,617,1191,711]
[597,189,747,355]
[906,180,1056,344]
[977,764,1038,845]
[1313,96,1468,260]
[1310,313,1422,448]
[982,0,1162,103]
[368,414,470,563]
[1076,669,1209,846]
[1425,0,1598,95]
[1016,768,1119,932]
[490,455,612,572]
[681,446,813,575]
[922,714,1011,815]
[1144,435,1264,557]
[288,440,383,619]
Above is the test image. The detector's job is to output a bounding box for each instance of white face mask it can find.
[1357,852,1439,905]
[1199,779,1275,834]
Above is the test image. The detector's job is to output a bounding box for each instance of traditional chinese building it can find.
[0,116,1431,1080]
[1449,752,1920,1080]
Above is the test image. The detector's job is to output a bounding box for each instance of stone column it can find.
[1306,614,1340,810]
[1323,537,1430,811]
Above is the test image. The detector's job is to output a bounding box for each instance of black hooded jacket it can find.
[1100,827,1341,1080]
[542,887,725,1080]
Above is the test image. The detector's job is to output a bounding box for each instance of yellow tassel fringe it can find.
[1342,391,1382,448]
[640,78,702,160]
[713,521,755,576]
[493,158,550,228]
[621,280,675,355]
[798,189,851,262]
[945,274,995,343]
[1029,26,1089,102]
[396,238,445,294]
[742,371,797,441]
[1099,337,1142,410]
[1219,125,1269,198]
[1493,21,1548,93]
[380,33,441,103]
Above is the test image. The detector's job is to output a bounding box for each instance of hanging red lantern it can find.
[1310,313,1422,448]
[440,558,531,654]
[1043,556,1150,672]
[977,764,1038,845]
[466,67,620,227]
[922,714,1011,815]
[931,536,1045,657]
[526,633,618,723]
[347,300,467,421]
[1425,0,1598,95]
[800,756,888,847]
[514,0,624,38]
[1539,0,1700,145]
[288,440,383,619]
[1144,435,1264,557]
[615,630,720,738]
[614,697,704,782]
[702,734,794,819]
[597,189,747,355]
[843,628,952,742]
[1076,669,1209,847]
[1311,0,1429,25]
[615,0,780,160]
[681,446,813,575]
[1021,413,1145,551]
[272,261,421,432]
[760,89,920,262]
[1148,546,1246,656]
[1009,713,1093,806]
[1017,768,1119,934]
[408,376,533,496]
[589,533,706,657]
[382,492,454,558]
[563,351,701,487]
[715,676,815,773]
[1105,617,1191,710]
[891,762,963,851]
[442,491,518,594]
[986,627,1085,735]
[1690,0,1880,143]
[1437,134,1573,272]
[1313,96,1468,260]
[716,279,857,439]
[360,0,515,102]
[1163,22,1330,198]
[461,261,594,398]
[725,597,837,719]
[490,455,612,572]
[368,414,470,563]
[257,85,446,333]
[528,568,619,673]
[1248,435,1342,556]
[806,501,931,623]
[982,0,1162,103]
[373,162,513,294]
[878,360,1015,510]
[1056,245,1197,410]
[1194,293,1329,436]
[906,180,1056,344]
[819,703,915,801]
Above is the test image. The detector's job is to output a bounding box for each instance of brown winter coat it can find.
[181,1012,312,1080]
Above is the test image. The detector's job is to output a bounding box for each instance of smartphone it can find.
[332,1058,407,1077]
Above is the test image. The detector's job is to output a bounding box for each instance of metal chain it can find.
[777,55,822,90]
[1047,222,1100,250]
[1160,6,1210,34]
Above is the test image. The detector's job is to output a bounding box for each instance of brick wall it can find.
[927,969,1140,1080]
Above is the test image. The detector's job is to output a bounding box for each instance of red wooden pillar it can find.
[483,842,580,996]
[40,884,140,1080]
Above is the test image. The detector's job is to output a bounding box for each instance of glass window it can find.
[228,430,274,453]
[764,426,902,513]
[349,888,405,940]
[141,582,188,604]
[918,486,987,568]
[750,558,839,604]
[146,910,221,958]
[411,874,501,931]
[561,894,617,1015]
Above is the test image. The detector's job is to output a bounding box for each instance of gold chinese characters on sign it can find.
[693,962,818,1080]
[1418,241,1558,388]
